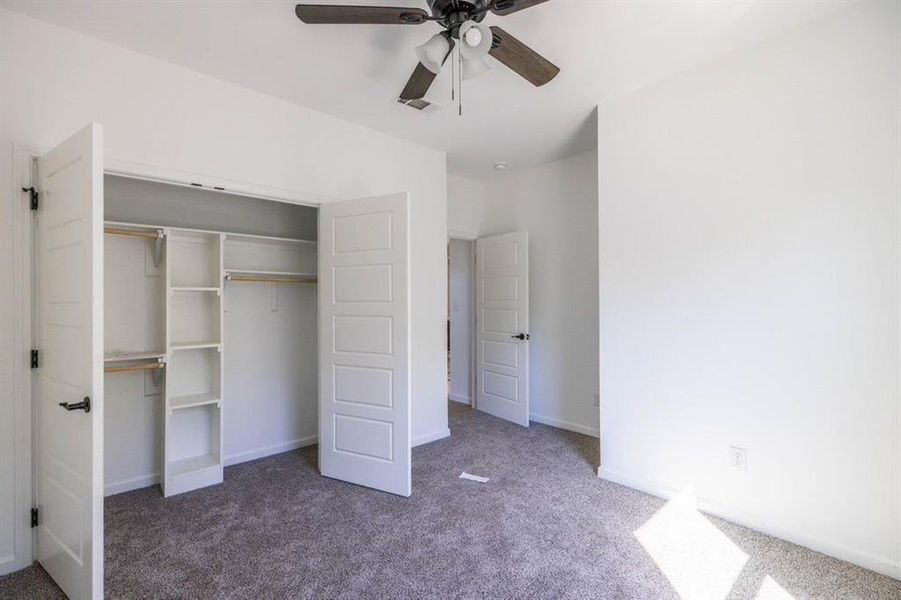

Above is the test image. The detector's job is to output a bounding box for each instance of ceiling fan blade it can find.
[488,26,559,87]
[399,34,454,102]
[490,0,550,17]
[295,4,429,24]
[399,63,438,101]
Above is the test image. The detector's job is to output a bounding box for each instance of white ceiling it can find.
[2,0,850,179]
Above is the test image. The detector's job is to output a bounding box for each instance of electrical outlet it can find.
[729,446,747,472]
[593,393,600,407]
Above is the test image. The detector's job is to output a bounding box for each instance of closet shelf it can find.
[168,454,220,478]
[106,362,164,375]
[170,341,221,351]
[225,269,317,284]
[104,225,163,240]
[225,232,317,248]
[170,287,221,294]
[169,392,220,411]
[105,351,166,363]
[104,352,166,375]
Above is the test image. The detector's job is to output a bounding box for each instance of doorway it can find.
[447,238,475,407]
[447,232,531,427]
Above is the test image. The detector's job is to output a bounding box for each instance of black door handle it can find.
[59,397,91,413]
[511,333,530,341]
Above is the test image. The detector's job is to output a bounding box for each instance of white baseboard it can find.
[104,473,160,497]
[529,413,599,438]
[224,435,318,467]
[448,393,471,405]
[598,466,901,582]
[0,553,24,577]
[413,427,451,447]
[103,436,319,497]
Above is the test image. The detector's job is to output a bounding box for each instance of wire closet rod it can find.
[227,276,317,285]
[105,363,165,374]
[104,227,162,240]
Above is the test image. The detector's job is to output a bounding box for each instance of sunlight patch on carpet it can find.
[634,488,748,600]
[753,575,795,600]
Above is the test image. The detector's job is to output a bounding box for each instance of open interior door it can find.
[318,192,411,496]
[476,231,529,426]
[34,123,104,599]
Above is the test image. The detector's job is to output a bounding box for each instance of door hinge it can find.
[31,508,38,528]
[31,349,39,369]
[22,187,39,210]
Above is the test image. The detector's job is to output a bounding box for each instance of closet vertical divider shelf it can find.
[163,229,225,496]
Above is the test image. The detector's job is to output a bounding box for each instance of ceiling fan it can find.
[295,1,559,111]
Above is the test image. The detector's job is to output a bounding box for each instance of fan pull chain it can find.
[458,44,463,116]
[450,44,455,102]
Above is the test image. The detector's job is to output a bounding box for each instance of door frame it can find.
[9,142,330,574]
[447,233,477,409]
[8,144,41,575]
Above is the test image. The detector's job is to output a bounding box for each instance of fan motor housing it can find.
[428,0,489,29]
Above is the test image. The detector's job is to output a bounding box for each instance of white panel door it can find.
[319,193,411,496]
[476,231,529,426]
[35,123,104,599]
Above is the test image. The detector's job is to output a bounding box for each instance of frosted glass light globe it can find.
[464,27,483,47]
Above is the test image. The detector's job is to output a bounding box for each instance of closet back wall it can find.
[105,176,318,494]
[105,177,317,240]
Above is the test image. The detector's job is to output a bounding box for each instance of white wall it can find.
[447,173,485,240]
[482,150,600,437]
[0,7,448,575]
[448,239,473,405]
[597,2,900,579]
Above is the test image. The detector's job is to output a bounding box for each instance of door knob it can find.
[511,333,530,341]
[59,397,91,413]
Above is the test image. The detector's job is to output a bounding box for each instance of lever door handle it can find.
[511,333,530,341]
[59,397,91,413]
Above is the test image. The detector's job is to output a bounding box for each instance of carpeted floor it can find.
[2,402,900,599]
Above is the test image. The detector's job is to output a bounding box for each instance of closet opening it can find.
[26,125,414,596]
[102,174,319,498]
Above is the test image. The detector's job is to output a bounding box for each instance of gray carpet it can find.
[2,402,900,599]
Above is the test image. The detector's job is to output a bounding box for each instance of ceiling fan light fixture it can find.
[464,27,483,47]
[415,33,451,74]
[459,20,492,61]
[462,57,490,80]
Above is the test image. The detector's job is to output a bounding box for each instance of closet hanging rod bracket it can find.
[153,235,163,268]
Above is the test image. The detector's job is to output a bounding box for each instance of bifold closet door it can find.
[34,123,104,600]
[318,192,411,497]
